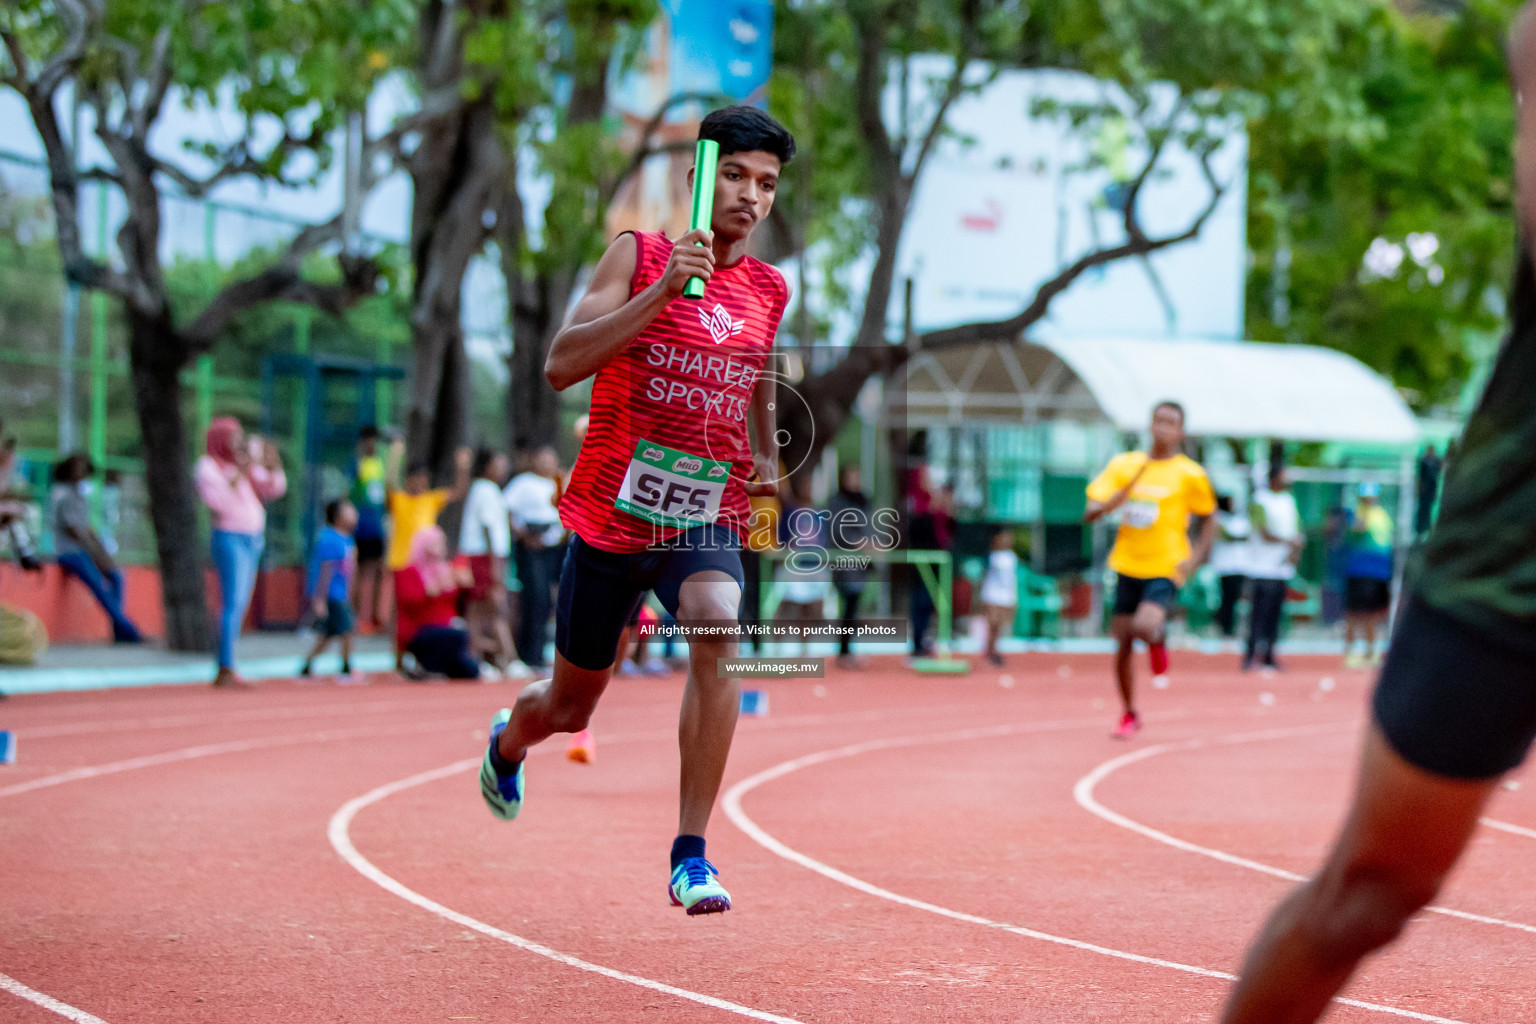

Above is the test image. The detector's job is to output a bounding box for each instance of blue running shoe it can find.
[669,857,731,915]
[480,708,524,821]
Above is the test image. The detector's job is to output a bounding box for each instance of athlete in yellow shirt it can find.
[1085,401,1217,737]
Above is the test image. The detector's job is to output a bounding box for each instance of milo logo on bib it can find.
[616,439,733,528]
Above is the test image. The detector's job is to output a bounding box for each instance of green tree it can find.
[389,0,535,473]
[1,0,407,650]
[1246,0,1519,412]
[766,0,1392,478]
[496,2,742,454]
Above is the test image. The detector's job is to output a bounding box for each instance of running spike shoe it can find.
[669,857,732,916]
[480,708,525,821]
[1113,710,1142,739]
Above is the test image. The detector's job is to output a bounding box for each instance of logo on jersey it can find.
[672,456,704,474]
[641,446,665,462]
[699,303,745,345]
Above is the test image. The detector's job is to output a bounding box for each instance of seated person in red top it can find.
[395,526,480,680]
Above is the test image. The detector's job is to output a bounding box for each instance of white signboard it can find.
[891,62,1248,341]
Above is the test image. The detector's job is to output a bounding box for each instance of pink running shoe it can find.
[566,729,596,764]
[1149,641,1169,676]
[1113,711,1141,739]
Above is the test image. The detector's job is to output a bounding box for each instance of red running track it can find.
[1,655,1532,1023]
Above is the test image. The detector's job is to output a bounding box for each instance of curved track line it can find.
[15,698,460,739]
[0,719,478,800]
[723,719,1472,1024]
[0,971,110,1024]
[1073,726,1536,937]
[0,700,1034,801]
[328,759,806,1024]
[1481,818,1536,841]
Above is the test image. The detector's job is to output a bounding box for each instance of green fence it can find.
[1,149,412,568]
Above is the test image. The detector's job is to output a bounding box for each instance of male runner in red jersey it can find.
[480,106,794,915]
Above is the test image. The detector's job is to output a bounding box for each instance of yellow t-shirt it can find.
[1087,452,1215,581]
[386,489,450,570]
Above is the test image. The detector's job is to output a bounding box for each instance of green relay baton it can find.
[683,139,719,300]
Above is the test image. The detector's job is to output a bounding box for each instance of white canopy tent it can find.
[891,336,1420,444]
[885,336,1424,619]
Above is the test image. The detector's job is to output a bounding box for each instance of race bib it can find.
[615,439,732,528]
[1123,499,1160,530]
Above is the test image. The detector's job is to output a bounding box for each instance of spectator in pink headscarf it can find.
[195,417,285,687]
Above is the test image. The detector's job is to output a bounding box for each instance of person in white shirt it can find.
[459,448,515,672]
[1210,494,1252,638]
[504,446,566,669]
[980,529,1020,668]
[1245,467,1304,671]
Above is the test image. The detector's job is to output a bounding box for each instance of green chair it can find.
[1014,565,1065,639]
[1177,567,1217,631]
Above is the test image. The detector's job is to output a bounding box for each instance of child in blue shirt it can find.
[300,498,359,680]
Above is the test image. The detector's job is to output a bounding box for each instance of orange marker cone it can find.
[566,729,596,764]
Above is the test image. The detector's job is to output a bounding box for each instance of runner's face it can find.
[1150,407,1184,449]
[707,150,780,242]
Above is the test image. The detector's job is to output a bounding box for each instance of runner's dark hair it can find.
[699,105,796,164]
[324,497,349,525]
[1153,400,1186,424]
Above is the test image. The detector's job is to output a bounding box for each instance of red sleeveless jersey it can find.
[559,230,789,553]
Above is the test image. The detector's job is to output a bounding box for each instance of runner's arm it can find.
[1083,457,1149,522]
[744,362,778,497]
[1187,514,1220,569]
[545,230,716,391]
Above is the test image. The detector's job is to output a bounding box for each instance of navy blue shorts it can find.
[1112,574,1177,617]
[1373,597,1536,779]
[554,525,744,671]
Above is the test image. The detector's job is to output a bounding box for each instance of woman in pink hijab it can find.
[195,417,285,687]
[393,525,480,679]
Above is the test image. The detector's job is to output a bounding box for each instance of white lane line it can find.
[328,759,807,1024]
[0,719,474,800]
[14,698,451,739]
[0,700,1025,800]
[0,971,110,1023]
[723,719,1473,1024]
[1481,818,1536,841]
[13,694,1030,742]
[1073,726,1536,937]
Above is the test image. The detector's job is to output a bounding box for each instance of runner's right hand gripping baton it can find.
[683,139,720,300]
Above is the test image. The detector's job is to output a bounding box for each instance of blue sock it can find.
[487,727,521,780]
[670,834,706,870]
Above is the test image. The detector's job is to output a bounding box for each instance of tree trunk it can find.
[509,272,574,453]
[126,312,213,653]
[403,92,504,475]
[406,316,471,481]
[777,188,913,476]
